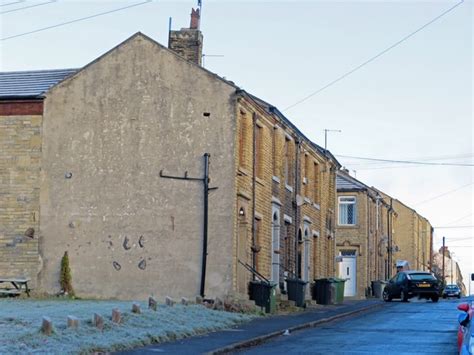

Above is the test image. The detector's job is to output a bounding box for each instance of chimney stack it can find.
[190,8,200,29]
[168,8,203,66]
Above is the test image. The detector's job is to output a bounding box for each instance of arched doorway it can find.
[297,228,303,279]
[303,227,310,282]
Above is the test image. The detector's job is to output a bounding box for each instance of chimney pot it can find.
[190,8,200,29]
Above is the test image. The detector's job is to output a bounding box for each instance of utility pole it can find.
[324,129,341,152]
[451,256,453,284]
[159,153,217,298]
[442,236,445,285]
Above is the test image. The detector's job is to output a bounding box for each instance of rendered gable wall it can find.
[39,34,237,299]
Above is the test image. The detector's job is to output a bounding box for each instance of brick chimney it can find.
[168,8,203,66]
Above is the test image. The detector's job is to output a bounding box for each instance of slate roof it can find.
[336,172,368,191]
[247,93,341,167]
[0,68,78,99]
[0,32,337,169]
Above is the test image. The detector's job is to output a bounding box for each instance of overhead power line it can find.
[433,225,474,229]
[282,0,465,111]
[434,236,473,242]
[0,0,25,7]
[440,245,473,248]
[446,237,473,242]
[346,153,473,167]
[414,183,473,206]
[1,0,153,41]
[337,154,474,167]
[0,0,56,15]
[443,213,473,226]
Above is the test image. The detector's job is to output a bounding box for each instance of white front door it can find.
[339,257,357,297]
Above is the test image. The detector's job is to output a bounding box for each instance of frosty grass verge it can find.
[0,298,253,353]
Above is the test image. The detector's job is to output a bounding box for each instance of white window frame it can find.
[338,196,357,226]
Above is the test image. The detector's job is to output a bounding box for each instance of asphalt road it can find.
[241,297,466,355]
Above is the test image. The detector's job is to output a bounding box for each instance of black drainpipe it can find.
[200,153,210,297]
[251,112,257,278]
[294,139,301,279]
[387,198,393,278]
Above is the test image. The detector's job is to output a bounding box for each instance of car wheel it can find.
[431,295,439,303]
[457,295,461,299]
[383,290,392,302]
[443,295,446,299]
[401,290,409,302]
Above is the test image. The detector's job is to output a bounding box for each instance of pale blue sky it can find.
[1,0,472,286]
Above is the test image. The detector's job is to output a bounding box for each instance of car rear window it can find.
[407,273,436,281]
[446,285,459,289]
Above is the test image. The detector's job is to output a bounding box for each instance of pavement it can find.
[116,298,384,354]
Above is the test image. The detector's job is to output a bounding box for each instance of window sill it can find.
[304,197,311,204]
[272,196,282,206]
[337,224,358,228]
[238,167,250,176]
[255,177,265,186]
[272,175,280,183]
[285,184,293,193]
[237,190,251,201]
[313,203,321,210]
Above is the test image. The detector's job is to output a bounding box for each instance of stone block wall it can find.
[169,29,203,66]
[0,112,42,286]
[391,199,416,269]
[378,194,433,274]
[233,95,336,298]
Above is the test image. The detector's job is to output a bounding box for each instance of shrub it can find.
[59,251,74,296]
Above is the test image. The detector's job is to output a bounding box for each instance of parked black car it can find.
[443,284,461,299]
[382,271,440,302]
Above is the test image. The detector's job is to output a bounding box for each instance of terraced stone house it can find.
[335,171,393,298]
[0,11,339,301]
[377,190,434,276]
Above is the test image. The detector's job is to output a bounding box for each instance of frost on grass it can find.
[0,299,253,354]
